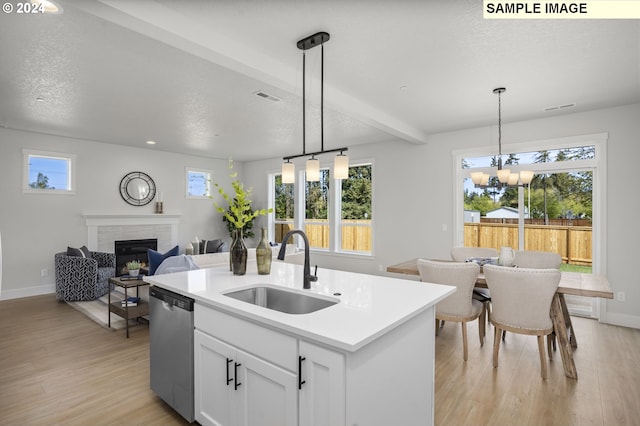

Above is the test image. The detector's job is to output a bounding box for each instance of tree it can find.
[527,188,561,219]
[305,170,329,219]
[341,165,372,219]
[274,175,294,220]
[29,172,53,189]
[464,190,498,216]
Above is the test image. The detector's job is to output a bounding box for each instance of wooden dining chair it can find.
[483,264,560,379]
[451,247,498,336]
[418,259,483,361]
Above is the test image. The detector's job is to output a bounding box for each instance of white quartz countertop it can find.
[144,262,455,352]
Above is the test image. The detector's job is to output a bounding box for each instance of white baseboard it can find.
[0,284,55,301]
[603,311,640,330]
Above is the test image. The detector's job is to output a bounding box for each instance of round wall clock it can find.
[119,171,156,206]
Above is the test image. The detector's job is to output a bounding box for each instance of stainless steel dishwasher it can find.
[149,286,195,423]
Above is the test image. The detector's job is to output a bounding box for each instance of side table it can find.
[108,276,150,338]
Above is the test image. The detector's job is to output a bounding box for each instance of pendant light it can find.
[281,31,349,183]
[494,88,511,184]
[471,87,534,188]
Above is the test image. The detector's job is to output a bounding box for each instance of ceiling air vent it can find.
[544,103,576,112]
[254,91,281,102]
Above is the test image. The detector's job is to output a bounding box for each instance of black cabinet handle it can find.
[298,356,306,390]
[226,358,233,385]
[234,362,242,390]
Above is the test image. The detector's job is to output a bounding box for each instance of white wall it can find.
[0,128,235,299]
[2,104,638,328]
[244,103,640,329]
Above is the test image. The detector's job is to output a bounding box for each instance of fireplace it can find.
[115,238,158,276]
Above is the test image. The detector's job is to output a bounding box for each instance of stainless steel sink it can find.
[223,285,338,314]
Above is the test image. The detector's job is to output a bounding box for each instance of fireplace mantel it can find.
[83,213,182,226]
[83,213,182,252]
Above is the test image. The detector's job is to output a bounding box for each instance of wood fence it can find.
[464,222,592,266]
[275,220,372,252]
[276,220,592,265]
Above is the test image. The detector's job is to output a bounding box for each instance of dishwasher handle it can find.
[150,286,194,311]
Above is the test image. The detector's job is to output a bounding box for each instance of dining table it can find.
[386,258,614,379]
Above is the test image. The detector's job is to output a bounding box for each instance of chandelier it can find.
[471,88,534,188]
[281,31,349,183]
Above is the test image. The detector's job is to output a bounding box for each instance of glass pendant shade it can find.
[334,153,349,179]
[281,162,295,184]
[508,173,520,186]
[497,168,511,184]
[306,157,320,181]
[471,172,484,186]
[519,170,534,185]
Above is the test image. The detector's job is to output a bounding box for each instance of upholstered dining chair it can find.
[450,246,499,262]
[510,250,563,347]
[418,259,483,361]
[483,264,561,379]
[451,246,499,335]
[514,250,562,269]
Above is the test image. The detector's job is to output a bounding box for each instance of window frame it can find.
[185,167,212,199]
[22,149,76,195]
[268,158,374,257]
[453,133,607,318]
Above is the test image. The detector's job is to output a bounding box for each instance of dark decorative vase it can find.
[230,229,248,275]
[229,229,238,271]
[256,228,272,275]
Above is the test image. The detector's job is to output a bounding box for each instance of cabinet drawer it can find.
[195,304,297,371]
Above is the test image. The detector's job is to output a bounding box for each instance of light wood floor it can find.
[1,294,639,425]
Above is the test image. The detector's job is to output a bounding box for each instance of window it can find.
[23,149,75,194]
[273,174,294,243]
[269,161,373,256]
[186,168,212,198]
[454,133,606,318]
[339,164,372,254]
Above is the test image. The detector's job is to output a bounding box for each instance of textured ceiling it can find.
[0,0,638,161]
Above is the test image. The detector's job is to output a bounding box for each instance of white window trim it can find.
[267,158,375,257]
[335,158,375,257]
[185,167,212,199]
[22,149,76,195]
[452,132,608,320]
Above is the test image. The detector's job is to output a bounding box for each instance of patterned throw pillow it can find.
[67,245,92,258]
[147,246,179,275]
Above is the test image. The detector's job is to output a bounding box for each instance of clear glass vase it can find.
[256,228,272,275]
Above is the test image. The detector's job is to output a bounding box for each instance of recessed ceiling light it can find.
[146,140,157,145]
[254,91,281,102]
[36,97,45,102]
[544,103,576,112]
[32,0,63,14]
[400,85,408,91]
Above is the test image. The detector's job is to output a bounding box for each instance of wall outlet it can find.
[378,264,384,272]
[616,291,626,302]
[41,268,48,277]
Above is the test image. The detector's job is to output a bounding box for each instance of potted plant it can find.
[126,260,141,277]
[213,159,271,275]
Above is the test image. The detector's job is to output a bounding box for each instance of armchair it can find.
[55,251,116,301]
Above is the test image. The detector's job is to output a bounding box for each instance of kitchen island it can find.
[144,261,454,426]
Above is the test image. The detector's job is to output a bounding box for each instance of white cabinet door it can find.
[236,349,298,426]
[195,329,297,426]
[299,341,346,426]
[195,330,236,426]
